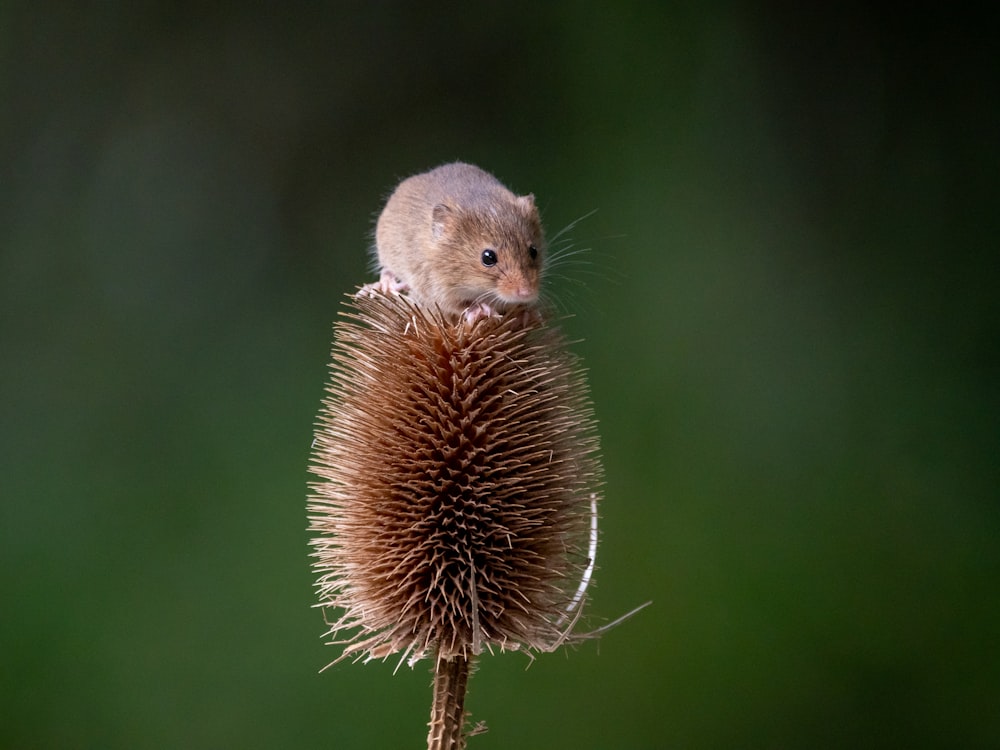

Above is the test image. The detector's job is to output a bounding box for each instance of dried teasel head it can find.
[308,293,603,667]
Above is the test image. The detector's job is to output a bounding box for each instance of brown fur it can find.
[374,162,545,317]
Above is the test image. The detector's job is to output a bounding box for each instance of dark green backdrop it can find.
[2,3,997,748]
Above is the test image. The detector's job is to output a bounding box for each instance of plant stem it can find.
[427,652,472,750]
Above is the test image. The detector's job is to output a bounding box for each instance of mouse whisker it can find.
[547,209,598,246]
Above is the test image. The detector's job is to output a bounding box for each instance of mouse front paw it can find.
[463,303,542,328]
[462,302,500,325]
[357,270,410,299]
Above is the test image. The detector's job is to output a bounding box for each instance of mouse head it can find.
[431,193,545,313]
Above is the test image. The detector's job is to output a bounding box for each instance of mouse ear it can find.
[516,193,536,210]
[432,203,455,240]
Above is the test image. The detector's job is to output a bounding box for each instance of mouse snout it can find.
[509,282,538,302]
[515,285,536,300]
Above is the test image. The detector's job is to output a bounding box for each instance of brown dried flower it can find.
[308,293,603,669]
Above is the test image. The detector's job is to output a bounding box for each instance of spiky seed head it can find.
[308,294,602,665]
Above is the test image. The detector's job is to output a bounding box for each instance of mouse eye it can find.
[481,249,498,267]
[528,244,538,260]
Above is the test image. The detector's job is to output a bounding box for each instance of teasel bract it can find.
[308,292,603,748]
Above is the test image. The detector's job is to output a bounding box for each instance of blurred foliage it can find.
[2,2,998,748]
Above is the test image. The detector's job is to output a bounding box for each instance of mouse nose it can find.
[512,285,537,301]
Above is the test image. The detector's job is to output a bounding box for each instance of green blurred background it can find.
[2,3,997,748]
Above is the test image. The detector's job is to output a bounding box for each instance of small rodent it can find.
[365,162,545,322]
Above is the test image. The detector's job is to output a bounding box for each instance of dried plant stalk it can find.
[308,292,603,747]
[427,654,471,750]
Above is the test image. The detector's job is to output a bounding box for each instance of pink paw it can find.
[462,304,542,328]
[357,270,410,299]
[463,302,500,325]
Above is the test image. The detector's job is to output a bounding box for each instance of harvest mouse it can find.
[363,162,545,323]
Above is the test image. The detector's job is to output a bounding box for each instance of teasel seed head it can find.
[308,293,603,666]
